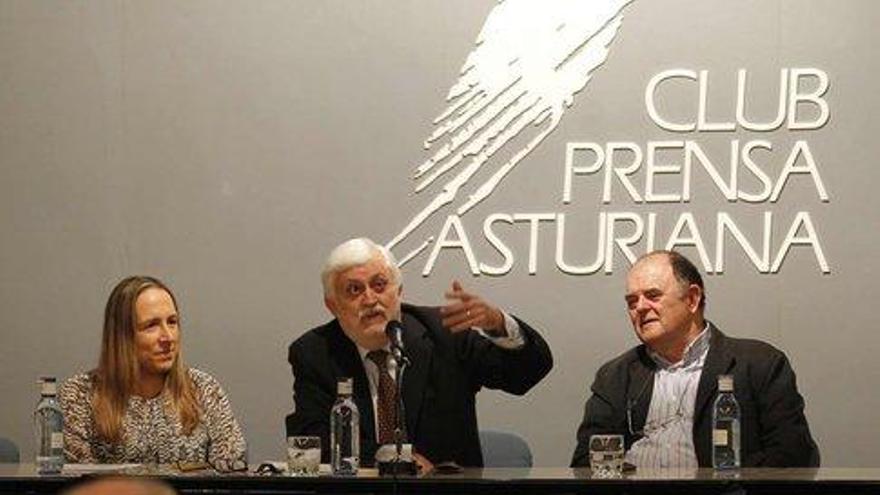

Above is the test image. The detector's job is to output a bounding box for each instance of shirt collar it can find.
[356,344,392,363]
[648,322,711,369]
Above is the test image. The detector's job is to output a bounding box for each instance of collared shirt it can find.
[625,324,710,469]
[356,312,524,442]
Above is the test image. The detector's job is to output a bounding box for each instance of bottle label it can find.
[717,375,734,392]
[51,432,63,449]
[41,381,57,396]
[712,429,728,446]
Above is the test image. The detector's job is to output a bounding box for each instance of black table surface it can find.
[2,464,880,494]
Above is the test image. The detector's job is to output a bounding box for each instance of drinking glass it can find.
[589,434,624,478]
[287,436,321,476]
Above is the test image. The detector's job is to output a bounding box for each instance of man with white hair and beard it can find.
[285,237,553,469]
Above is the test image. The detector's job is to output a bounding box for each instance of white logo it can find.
[386,0,634,266]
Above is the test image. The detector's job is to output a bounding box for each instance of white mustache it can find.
[359,305,387,320]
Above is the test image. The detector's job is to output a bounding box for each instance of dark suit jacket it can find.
[286,303,553,467]
[571,323,819,467]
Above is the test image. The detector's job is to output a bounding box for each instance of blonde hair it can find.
[91,276,200,443]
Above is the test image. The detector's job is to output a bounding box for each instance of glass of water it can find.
[287,436,321,476]
[589,434,624,478]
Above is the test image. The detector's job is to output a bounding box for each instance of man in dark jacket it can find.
[571,250,818,468]
[287,238,553,469]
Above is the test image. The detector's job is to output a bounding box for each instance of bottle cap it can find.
[39,376,57,396]
[717,374,734,392]
[337,378,353,395]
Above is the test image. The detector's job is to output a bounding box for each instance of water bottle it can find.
[330,378,359,475]
[712,374,740,469]
[34,376,64,474]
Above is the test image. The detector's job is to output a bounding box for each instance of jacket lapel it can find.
[400,309,433,442]
[694,324,735,427]
[627,348,656,440]
[328,322,376,449]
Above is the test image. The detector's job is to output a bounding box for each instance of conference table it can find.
[1,464,879,494]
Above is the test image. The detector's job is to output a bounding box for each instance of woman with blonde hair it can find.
[59,276,246,465]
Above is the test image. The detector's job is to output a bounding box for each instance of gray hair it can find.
[321,238,401,297]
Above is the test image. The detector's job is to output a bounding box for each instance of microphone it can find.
[384,320,407,364]
[378,320,417,476]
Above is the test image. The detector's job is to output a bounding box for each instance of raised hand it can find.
[440,280,505,334]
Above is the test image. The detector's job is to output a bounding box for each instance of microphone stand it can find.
[378,347,417,476]
[392,352,408,495]
[393,349,409,465]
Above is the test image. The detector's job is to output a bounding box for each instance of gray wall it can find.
[1,0,878,466]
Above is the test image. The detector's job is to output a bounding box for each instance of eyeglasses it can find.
[210,458,249,474]
[174,459,248,474]
[627,405,689,438]
[254,463,284,476]
[626,371,695,438]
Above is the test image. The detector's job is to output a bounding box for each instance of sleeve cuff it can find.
[476,311,525,349]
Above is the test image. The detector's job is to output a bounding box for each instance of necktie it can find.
[367,350,399,445]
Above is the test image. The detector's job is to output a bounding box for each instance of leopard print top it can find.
[58,368,247,464]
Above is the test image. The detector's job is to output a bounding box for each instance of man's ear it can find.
[686,284,703,313]
[324,295,337,316]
